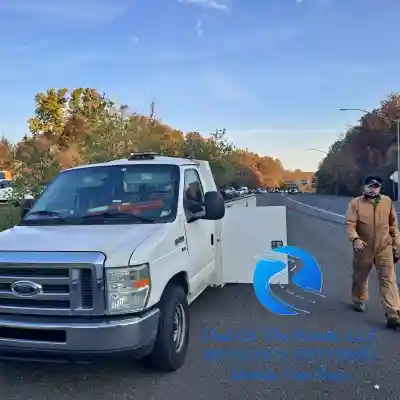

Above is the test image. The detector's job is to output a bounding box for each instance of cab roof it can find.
[63,155,199,172]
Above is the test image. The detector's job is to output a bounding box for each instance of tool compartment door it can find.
[221,205,288,284]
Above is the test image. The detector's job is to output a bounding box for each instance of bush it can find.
[0,205,20,231]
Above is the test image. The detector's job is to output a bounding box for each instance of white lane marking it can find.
[282,194,400,216]
[282,195,345,218]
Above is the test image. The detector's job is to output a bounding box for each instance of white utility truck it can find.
[0,152,288,371]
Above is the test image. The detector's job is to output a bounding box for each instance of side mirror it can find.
[204,191,225,220]
[20,198,35,219]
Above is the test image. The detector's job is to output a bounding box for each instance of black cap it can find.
[364,175,382,186]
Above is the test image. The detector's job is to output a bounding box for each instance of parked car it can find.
[0,180,13,202]
[0,180,35,206]
[225,187,238,198]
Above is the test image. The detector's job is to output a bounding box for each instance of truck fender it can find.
[159,271,189,303]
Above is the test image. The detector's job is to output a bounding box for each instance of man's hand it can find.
[353,238,367,251]
[393,248,400,263]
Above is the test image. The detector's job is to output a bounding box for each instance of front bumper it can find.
[0,308,160,362]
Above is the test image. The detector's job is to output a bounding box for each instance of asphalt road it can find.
[286,192,400,216]
[285,193,350,215]
[1,194,399,399]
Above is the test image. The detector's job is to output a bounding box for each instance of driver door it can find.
[183,168,215,299]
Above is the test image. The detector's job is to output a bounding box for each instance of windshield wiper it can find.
[28,210,62,217]
[24,210,70,223]
[80,211,157,223]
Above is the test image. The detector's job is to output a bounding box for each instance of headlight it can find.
[105,264,150,315]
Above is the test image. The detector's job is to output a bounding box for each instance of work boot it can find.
[386,312,400,330]
[353,301,367,312]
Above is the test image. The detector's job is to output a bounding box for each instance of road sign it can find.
[390,171,398,184]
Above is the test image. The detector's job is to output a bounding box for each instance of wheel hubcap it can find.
[172,303,186,352]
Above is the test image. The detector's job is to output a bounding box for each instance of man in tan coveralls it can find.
[345,175,400,328]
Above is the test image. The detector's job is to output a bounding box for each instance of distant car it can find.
[238,186,249,195]
[224,187,238,198]
[0,180,34,205]
[0,180,13,202]
[288,188,299,194]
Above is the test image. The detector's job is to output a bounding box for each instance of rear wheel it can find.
[143,284,189,372]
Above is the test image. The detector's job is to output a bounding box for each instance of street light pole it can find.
[307,148,339,195]
[340,108,400,202]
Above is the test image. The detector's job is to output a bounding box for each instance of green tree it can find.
[8,87,310,209]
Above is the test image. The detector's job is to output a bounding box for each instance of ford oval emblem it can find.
[11,280,43,297]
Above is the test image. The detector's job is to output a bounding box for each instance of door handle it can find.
[211,234,214,246]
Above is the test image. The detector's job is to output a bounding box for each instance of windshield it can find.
[21,164,180,225]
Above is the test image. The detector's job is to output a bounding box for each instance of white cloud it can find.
[196,19,204,37]
[0,41,51,55]
[178,0,230,11]
[178,0,231,37]
[338,64,377,75]
[129,35,140,45]
[201,68,247,101]
[1,0,133,24]
[137,26,301,63]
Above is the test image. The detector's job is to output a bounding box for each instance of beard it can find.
[364,191,379,198]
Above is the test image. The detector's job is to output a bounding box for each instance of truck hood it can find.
[0,224,164,254]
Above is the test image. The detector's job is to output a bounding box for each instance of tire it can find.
[143,284,189,372]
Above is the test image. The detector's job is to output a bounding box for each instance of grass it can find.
[0,204,21,231]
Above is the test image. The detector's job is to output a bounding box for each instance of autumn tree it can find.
[12,136,60,201]
[7,87,309,201]
[0,137,15,171]
[316,93,400,198]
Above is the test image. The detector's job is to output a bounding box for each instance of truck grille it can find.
[0,252,105,316]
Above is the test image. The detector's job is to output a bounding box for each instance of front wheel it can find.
[143,284,189,372]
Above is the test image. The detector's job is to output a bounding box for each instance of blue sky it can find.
[0,0,399,171]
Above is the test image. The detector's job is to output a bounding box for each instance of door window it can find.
[183,169,204,218]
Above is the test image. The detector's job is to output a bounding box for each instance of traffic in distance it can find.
[0,179,300,206]
[220,187,300,201]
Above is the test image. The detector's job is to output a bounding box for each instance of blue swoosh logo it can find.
[273,246,322,293]
[253,259,302,315]
[253,246,323,315]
